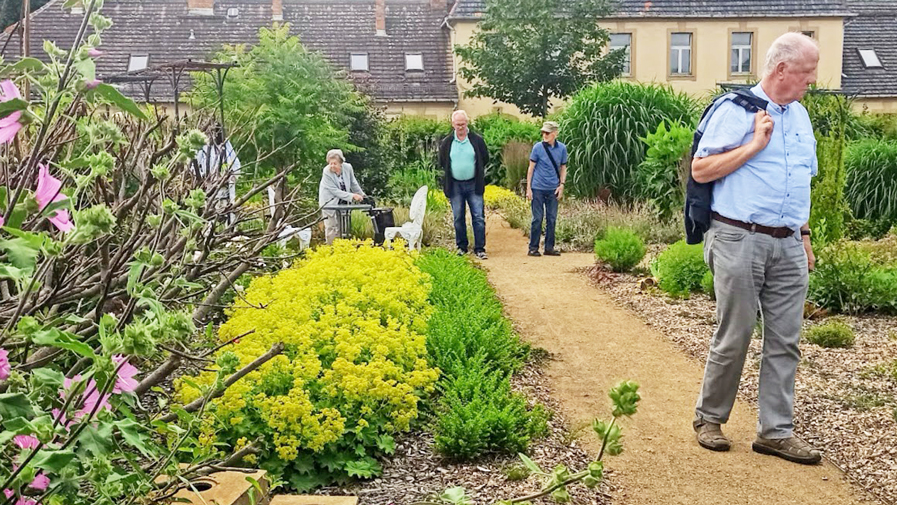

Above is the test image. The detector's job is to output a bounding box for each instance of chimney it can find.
[272,0,283,21]
[375,0,386,37]
[430,0,446,10]
[187,0,214,16]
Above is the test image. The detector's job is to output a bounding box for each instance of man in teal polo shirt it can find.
[438,110,490,259]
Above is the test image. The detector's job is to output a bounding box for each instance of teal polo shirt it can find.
[450,132,476,181]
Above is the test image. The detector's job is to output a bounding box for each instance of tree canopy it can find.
[455,0,625,118]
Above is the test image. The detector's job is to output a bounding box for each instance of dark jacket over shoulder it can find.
[438,131,489,198]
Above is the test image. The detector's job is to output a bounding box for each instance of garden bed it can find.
[586,266,897,505]
[314,352,615,505]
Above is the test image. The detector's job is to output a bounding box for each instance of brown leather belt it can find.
[712,212,795,239]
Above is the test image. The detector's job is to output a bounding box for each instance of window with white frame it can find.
[859,49,883,68]
[670,32,692,75]
[731,32,753,74]
[609,33,632,76]
[405,53,424,71]
[801,30,816,39]
[128,54,149,72]
[350,53,369,71]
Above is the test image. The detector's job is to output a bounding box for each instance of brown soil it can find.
[480,216,874,505]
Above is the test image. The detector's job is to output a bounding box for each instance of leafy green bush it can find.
[388,161,439,205]
[635,121,693,219]
[650,240,709,298]
[472,112,541,184]
[808,241,897,314]
[805,318,856,348]
[418,250,545,460]
[560,82,697,200]
[383,115,448,169]
[701,270,715,297]
[845,138,897,226]
[594,227,646,272]
[434,360,547,460]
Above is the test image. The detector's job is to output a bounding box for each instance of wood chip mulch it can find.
[583,264,897,505]
[314,352,616,504]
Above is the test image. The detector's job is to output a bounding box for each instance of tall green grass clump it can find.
[560,82,698,200]
[651,240,709,298]
[845,138,897,226]
[417,250,546,459]
[594,226,646,272]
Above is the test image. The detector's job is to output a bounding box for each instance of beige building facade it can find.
[449,16,847,119]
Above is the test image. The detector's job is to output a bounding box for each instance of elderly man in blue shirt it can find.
[691,32,821,465]
[526,121,568,256]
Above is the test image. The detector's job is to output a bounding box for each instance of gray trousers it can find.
[323,210,339,245]
[695,220,809,439]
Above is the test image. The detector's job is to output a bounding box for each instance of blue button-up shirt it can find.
[695,83,817,230]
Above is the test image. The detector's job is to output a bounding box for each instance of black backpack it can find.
[684,89,768,245]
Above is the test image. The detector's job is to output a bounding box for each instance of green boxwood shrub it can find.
[417,250,546,460]
[700,270,715,298]
[560,81,697,200]
[805,318,855,348]
[650,240,709,298]
[594,226,646,272]
[808,241,897,314]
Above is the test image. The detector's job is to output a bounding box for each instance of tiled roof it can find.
[3,0,456,103]
[842,1,897,97]
[449,0,853,19]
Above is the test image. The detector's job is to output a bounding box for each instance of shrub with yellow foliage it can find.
[177,241,439,490]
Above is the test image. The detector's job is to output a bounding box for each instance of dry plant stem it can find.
[133,355,182,397]
[158,342,285,422]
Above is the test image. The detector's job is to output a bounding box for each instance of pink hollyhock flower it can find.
[0,215,4,226]
[34,163,74,233]
[13,435,39,450]
[88,48,104,58]
[111,355,139,394]
[0,348,10,381]
[50,408,74,431]
[29,474,49,491]
[84,79,102,90]
[15,498,37,505]
[3,489,13,499]
[0,80,23,145]
[77,379,111,418]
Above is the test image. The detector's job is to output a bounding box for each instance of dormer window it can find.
[405,53,424,71]
[128,54,149,72]
[859,49,883,68]
[350,53,369,72]
[227,7,239,18]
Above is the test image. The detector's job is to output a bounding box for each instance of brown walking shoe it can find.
[752,435,822,465]
[694,421,731,452]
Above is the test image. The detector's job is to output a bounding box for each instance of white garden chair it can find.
[278,225,312,250]
[385,185,428,251]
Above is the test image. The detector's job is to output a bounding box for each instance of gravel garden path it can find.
[481,215,873,505]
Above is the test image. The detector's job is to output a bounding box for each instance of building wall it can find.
[383,101,457,119]
[854,98,897,114]
[450,17,845,119]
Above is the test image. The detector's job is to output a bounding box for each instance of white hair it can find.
[763,32,819,77]
[451,110,469,122]
[326,149,344,162]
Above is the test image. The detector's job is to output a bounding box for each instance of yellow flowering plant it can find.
[177,241,439,490]
[483,185,522,210]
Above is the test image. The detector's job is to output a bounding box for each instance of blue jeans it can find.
[529,189,558,252]
[450,179,486,253]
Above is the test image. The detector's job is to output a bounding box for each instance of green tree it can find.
[454,0,624,118]
[191,25,363,186]
[1,0,51,30]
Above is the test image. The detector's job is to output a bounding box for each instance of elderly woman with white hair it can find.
[318,148,365,244]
